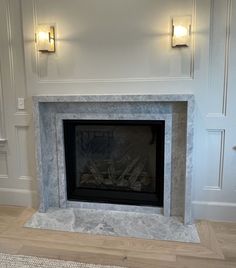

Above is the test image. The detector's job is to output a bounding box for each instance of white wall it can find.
[0,0,235,221]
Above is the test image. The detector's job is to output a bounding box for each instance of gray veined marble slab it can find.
[25,208,200,244]
[33,94,194,224]
[56,112,172,218]
[33,94,194,103]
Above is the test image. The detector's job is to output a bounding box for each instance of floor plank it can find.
[177,256,236,268]
[0,206,235,268]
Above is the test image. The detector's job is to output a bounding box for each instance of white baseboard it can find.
[0,188,38,208]
[0,190,235,223]
[192,201,236,222]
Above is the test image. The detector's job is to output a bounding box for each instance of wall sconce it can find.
[35,25,55,53]
[172,16,191,47]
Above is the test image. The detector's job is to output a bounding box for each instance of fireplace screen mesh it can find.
[75,125,157,193]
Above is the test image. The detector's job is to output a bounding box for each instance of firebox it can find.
[63,120,165,207]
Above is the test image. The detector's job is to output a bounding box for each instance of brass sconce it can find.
[172,16,191,47]
[35,25,55,53]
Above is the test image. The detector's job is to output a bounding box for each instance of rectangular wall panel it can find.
[0,71,6,139]
[24,0,194,83]
[0,152,8,179]
[207,0,230,115]
[204,129,225,190]
[15,126,33,180]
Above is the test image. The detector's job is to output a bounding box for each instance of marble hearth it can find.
[33,94,194,224]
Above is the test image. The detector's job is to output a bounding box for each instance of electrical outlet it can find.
[17,98,25,110]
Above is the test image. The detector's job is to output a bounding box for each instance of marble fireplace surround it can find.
[33,94,194,225]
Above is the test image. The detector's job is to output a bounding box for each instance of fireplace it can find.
[63,120,165,207]
[33,94,194,224]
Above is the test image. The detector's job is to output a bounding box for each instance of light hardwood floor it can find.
[0,206,235,268]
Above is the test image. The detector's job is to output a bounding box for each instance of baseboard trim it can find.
[0,188,38,208]
[0,190,235,222]
[192,201,236,222]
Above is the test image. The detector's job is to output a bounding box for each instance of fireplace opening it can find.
[63,120,165,207]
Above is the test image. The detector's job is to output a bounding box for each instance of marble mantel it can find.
[33,94,194,224]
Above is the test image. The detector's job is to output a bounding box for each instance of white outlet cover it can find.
[17,98,25,110]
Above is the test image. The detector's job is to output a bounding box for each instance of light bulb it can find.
[38,31,49,42]
[174,25,188,38]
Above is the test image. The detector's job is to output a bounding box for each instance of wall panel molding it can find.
[204,129,225,191]
[0,68,6,140]
[5,0,16,110]
[222,0,232,116]
[36,76,194,84]
[18,175,33,182]
[15,126,33,181]
[0,152,8,180]
[14,112,32,127]
[207,0,232,117]
[29,0,196,84]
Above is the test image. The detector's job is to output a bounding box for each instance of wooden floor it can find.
[0,206,235,268]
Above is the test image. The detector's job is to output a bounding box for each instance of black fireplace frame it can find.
[63,120,165,207]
